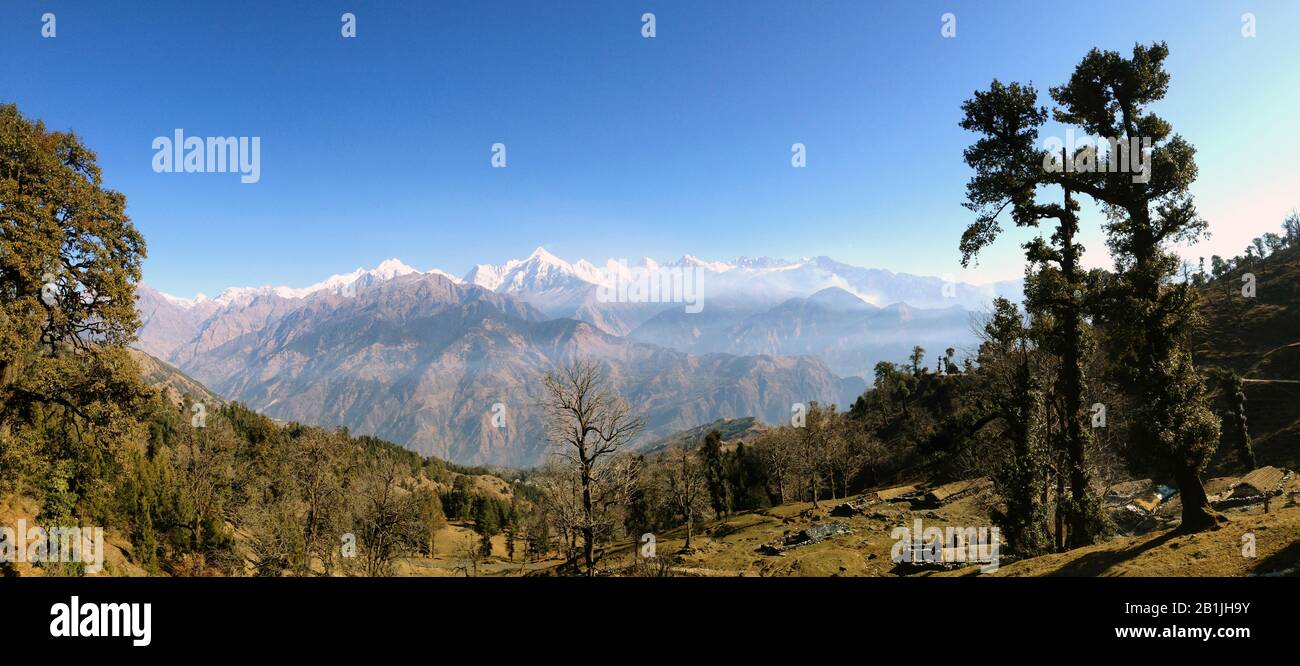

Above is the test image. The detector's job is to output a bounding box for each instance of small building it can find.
[1231,466,1286,498]
[875,484,917,502]
[923,477,992,505]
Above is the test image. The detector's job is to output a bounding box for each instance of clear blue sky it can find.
[3,1,1298,298]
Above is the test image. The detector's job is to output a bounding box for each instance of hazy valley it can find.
[135,249,1010,465]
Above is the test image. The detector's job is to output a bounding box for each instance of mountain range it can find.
[134,249,1019,465]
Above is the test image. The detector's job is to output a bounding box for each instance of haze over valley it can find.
[136,248,1018,464]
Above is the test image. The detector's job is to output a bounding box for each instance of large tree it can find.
[699,430,731,517]
[0,103,151,505]
[958,80,1105,546]
[1047,43,1223,531]
[661,443,709,550]
[540,360,644,576]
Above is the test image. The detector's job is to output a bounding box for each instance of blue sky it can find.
[2,1,1298,298]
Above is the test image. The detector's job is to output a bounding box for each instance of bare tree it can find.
[533,464,584,571]
[454,532,484,577]
[755,427,798,504]
[795,402,838,506]
[351,449,423,576]
[540,360,644,576]
[829,416,878,499]
[660,444,710,550]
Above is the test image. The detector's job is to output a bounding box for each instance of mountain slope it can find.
[174,272,862,466]
[134,283,221,359]
[126,347,223,407]
[1193,243,1300,472]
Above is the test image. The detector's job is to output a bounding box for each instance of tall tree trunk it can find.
[1171,459,1220,531]
[684,507,693,549]
[1059,200,1099,548]
[1055,472,1067,552]
[1131,209,1224,532]
[580,460,596,577]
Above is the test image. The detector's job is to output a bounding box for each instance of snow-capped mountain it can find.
[166,272,860,466]
[465,246,601,293]
[149,249,1017,319]
[137,258,446,359]
[140,249,1020,359]
[163,258,430,310]
[453,248,1020,335]
[133,250,1022,465]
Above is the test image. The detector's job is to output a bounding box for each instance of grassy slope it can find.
[127,347,223,407]
[1194,245,1300,472]
[973,507,1300,577]
[585,481,1300,577]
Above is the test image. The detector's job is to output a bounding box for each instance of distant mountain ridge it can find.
[148,272,860,466]
[144,247,1018,344]
[134,249,1016,465]
[149,248,1018,316]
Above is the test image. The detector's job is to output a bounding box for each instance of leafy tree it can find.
[725,442,772,511]
[977,299,1052,556]
[1213,370,1257,472]
[943,347,959,374]
[958,79,1104,545]
[414,487,446,557]
[909,346,927,376]
[524,509,551,562]
[472,494,501,536]
[0,103,152,518]
[1049,43,1224,530]
[700,430,731,516]
[441,475,475,520]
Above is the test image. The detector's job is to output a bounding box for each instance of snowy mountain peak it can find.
[426,268,464,284]
[525,246,564,264]
[464,263,506,291]
[159,259,444,308]
[465,246,595,294]
[157,290,212,308]
[679,254,734,272]
[371,258,420,280]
